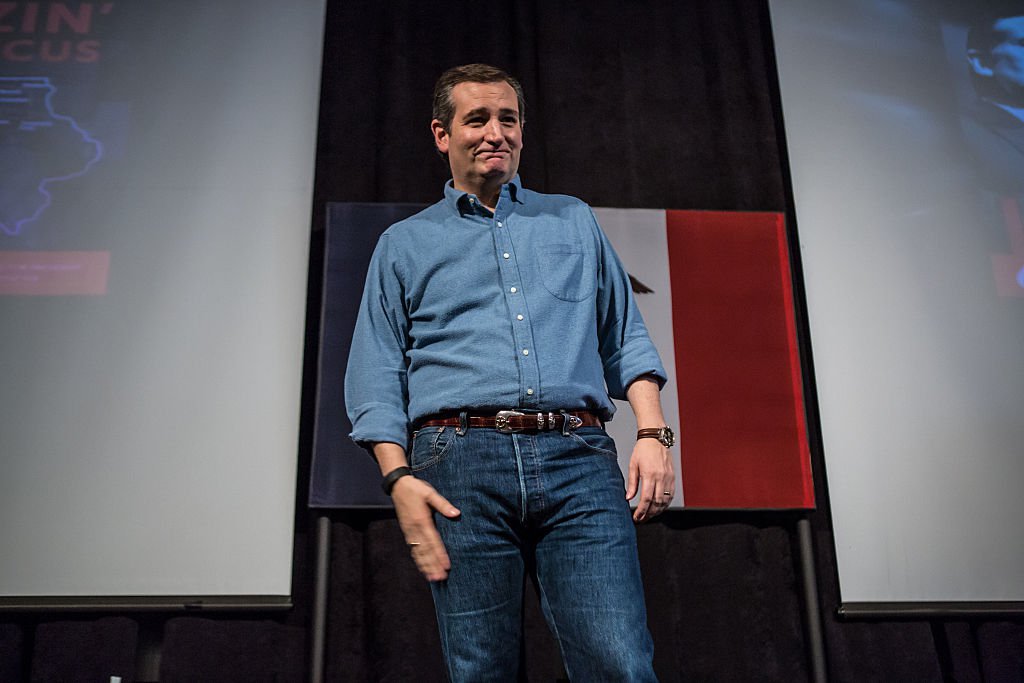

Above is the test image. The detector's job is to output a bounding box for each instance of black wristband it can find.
[381,466,412,495]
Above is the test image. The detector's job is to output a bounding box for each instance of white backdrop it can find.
[0,1,325,603]
[771,0,1024,604]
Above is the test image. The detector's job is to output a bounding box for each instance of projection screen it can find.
[0,1,325,607]
[770,0,1024,610]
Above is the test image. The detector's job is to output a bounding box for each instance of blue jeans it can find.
[409,421,658,682]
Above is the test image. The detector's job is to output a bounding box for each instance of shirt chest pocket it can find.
[536,244,596,302]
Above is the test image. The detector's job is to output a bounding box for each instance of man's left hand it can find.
[625,437,674,522]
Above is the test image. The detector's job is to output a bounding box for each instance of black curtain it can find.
[313,0,784,214]
[310,1,1021,682]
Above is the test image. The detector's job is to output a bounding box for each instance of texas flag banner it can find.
[310,204,814,510]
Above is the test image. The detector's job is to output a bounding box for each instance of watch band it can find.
[381,466,413,495]
[636,426,675,447]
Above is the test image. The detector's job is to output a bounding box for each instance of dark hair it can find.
[966,4,1024,99]
[967,3,1023,54]
[432,64,526,132]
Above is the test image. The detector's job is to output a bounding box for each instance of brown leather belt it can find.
[417,410,602,434]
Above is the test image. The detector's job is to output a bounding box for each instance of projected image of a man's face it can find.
[989,17,1024,93]
[962,10,1024,194]
[969,15,1024,105]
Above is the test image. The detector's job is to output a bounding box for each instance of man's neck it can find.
[454,177,505,211]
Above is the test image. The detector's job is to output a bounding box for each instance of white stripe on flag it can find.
[594,208,683,508]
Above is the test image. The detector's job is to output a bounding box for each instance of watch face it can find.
[660,427,676,447]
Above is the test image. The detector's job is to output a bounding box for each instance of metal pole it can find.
[797,517,828,683]
[310,515,332,683]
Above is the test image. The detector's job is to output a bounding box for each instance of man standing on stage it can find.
[345,63,675,681]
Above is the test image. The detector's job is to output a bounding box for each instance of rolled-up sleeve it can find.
[590,210,668,400]
[345,234,411,451]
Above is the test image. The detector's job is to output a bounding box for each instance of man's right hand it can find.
[391,475,461,582]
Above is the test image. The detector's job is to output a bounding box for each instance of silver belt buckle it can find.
[495,410,525,433]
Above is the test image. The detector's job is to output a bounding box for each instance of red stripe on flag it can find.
[774,216,814,506]
[666,210,813,509]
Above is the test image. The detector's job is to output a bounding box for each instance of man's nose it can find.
[483,118,503,142]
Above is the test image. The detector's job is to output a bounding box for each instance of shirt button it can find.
[497,221,503,227]
[510,286,517,293]
[516,314,524,320]
[522,349,529,356]
[526,388,534,395]
[503,253,510,259]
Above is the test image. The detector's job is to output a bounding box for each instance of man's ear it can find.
[431,119,449,154]
[968,48,994,78]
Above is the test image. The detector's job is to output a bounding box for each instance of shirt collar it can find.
[988,100,1024,125]
[444,175,523,216]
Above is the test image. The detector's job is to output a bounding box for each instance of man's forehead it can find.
[461,105,520,118]
[452,81,519,110]
[993,15,1024,41]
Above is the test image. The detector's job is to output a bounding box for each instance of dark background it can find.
[2,1,1023,681]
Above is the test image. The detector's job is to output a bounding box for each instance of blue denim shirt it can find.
[345,176,667,450]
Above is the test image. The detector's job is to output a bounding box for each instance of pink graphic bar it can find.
[0,251,110,296]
